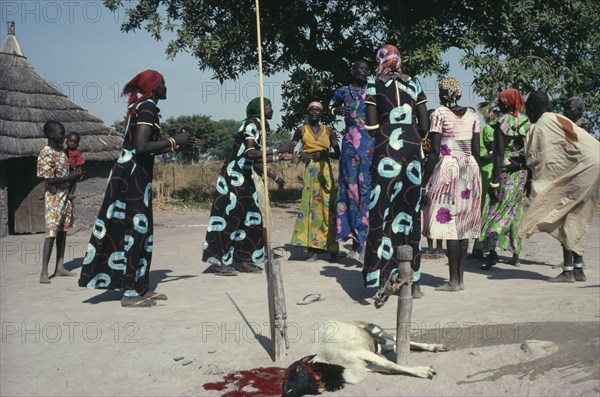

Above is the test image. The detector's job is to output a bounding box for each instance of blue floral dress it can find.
[330,85,374,246]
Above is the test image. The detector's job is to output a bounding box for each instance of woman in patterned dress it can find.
[79,70,196,307]
[202,98,294,275]
[422,77,482,291]
[363,45,430,299]
[477,88,530,269]
[290,101,341,261]
[329,60,374,258]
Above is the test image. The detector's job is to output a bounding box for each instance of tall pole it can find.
[254,0,288,361]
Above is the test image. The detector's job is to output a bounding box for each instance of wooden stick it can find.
[396,245,413,365]
[254,0,288,361]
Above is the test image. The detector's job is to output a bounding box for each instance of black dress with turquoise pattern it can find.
[362,77,427,288]
[202,118,265,266]
[79,99,159,294]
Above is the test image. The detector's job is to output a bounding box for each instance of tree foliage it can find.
[104,0,599,132]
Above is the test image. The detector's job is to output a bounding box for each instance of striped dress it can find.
[422,106,482,240]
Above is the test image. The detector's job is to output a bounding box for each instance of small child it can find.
[37,121,80,283]
[65,132,85,200]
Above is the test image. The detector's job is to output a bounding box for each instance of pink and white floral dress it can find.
[422,106,482,240]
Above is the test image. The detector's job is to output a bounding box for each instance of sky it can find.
[1,0,483,130]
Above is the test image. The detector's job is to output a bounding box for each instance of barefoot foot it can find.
[435,282,460,292]
[54,268,76,277]
[40,272,51,284]
[412,284,424,299]
[573,267,587,282]
[547,270,575,283]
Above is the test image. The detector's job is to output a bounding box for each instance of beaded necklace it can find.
[348,84,366,105]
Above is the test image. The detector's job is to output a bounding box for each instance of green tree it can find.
[104,0,599,132]
[209,119,240,161]
[112,119,126,135]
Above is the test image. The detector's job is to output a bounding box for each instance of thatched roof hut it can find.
[0,21,124,237]
[0,21,123,161]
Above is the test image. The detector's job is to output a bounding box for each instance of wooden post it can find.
[254,0,288,361]
[396,245,413,365]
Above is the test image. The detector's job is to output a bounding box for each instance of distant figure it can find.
[291,101,341,261]
[520,91,600,283]
[330,60,374,259]
[363,44,429,299]
[65,131,85,200]
[562,96,590,132]
[79,70,196,307]
[37,120,81,283]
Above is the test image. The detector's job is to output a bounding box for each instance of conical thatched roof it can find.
[0,21,123,161]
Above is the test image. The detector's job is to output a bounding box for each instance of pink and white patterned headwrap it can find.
[307,101,323,111]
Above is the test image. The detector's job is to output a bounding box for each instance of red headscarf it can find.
[497,88,525,117]
[122,70,164,119]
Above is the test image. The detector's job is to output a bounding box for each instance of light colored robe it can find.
[519,112,600,255]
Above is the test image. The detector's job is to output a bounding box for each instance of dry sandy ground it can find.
[1,205,599,397]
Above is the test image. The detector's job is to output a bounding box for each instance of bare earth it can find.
[1,204,599,396]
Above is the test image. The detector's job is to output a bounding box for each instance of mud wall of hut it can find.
[70,161,113,232]
[0,160,113,237]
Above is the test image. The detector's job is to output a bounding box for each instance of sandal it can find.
[121,295,157,308]
[239,262,263,273]
[213,265,238,276]
[145,291,168,300]
[296,293,326,305]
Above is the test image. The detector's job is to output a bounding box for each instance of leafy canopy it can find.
[104,0,599,132]
[112,115,291,162]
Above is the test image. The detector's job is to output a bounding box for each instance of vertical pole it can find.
[254,0,287,361]
[396,245,413,365]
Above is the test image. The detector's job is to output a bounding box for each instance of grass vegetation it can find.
[152,160,339,209]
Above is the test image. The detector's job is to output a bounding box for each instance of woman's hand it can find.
[300,152,310,163]
[277,141,295,154]
[281,152,295,161]
[334,106,351,117]
[69,168,82,181]
[504,159,524,173]
[482,152,494,162]
[173,130,196,149]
